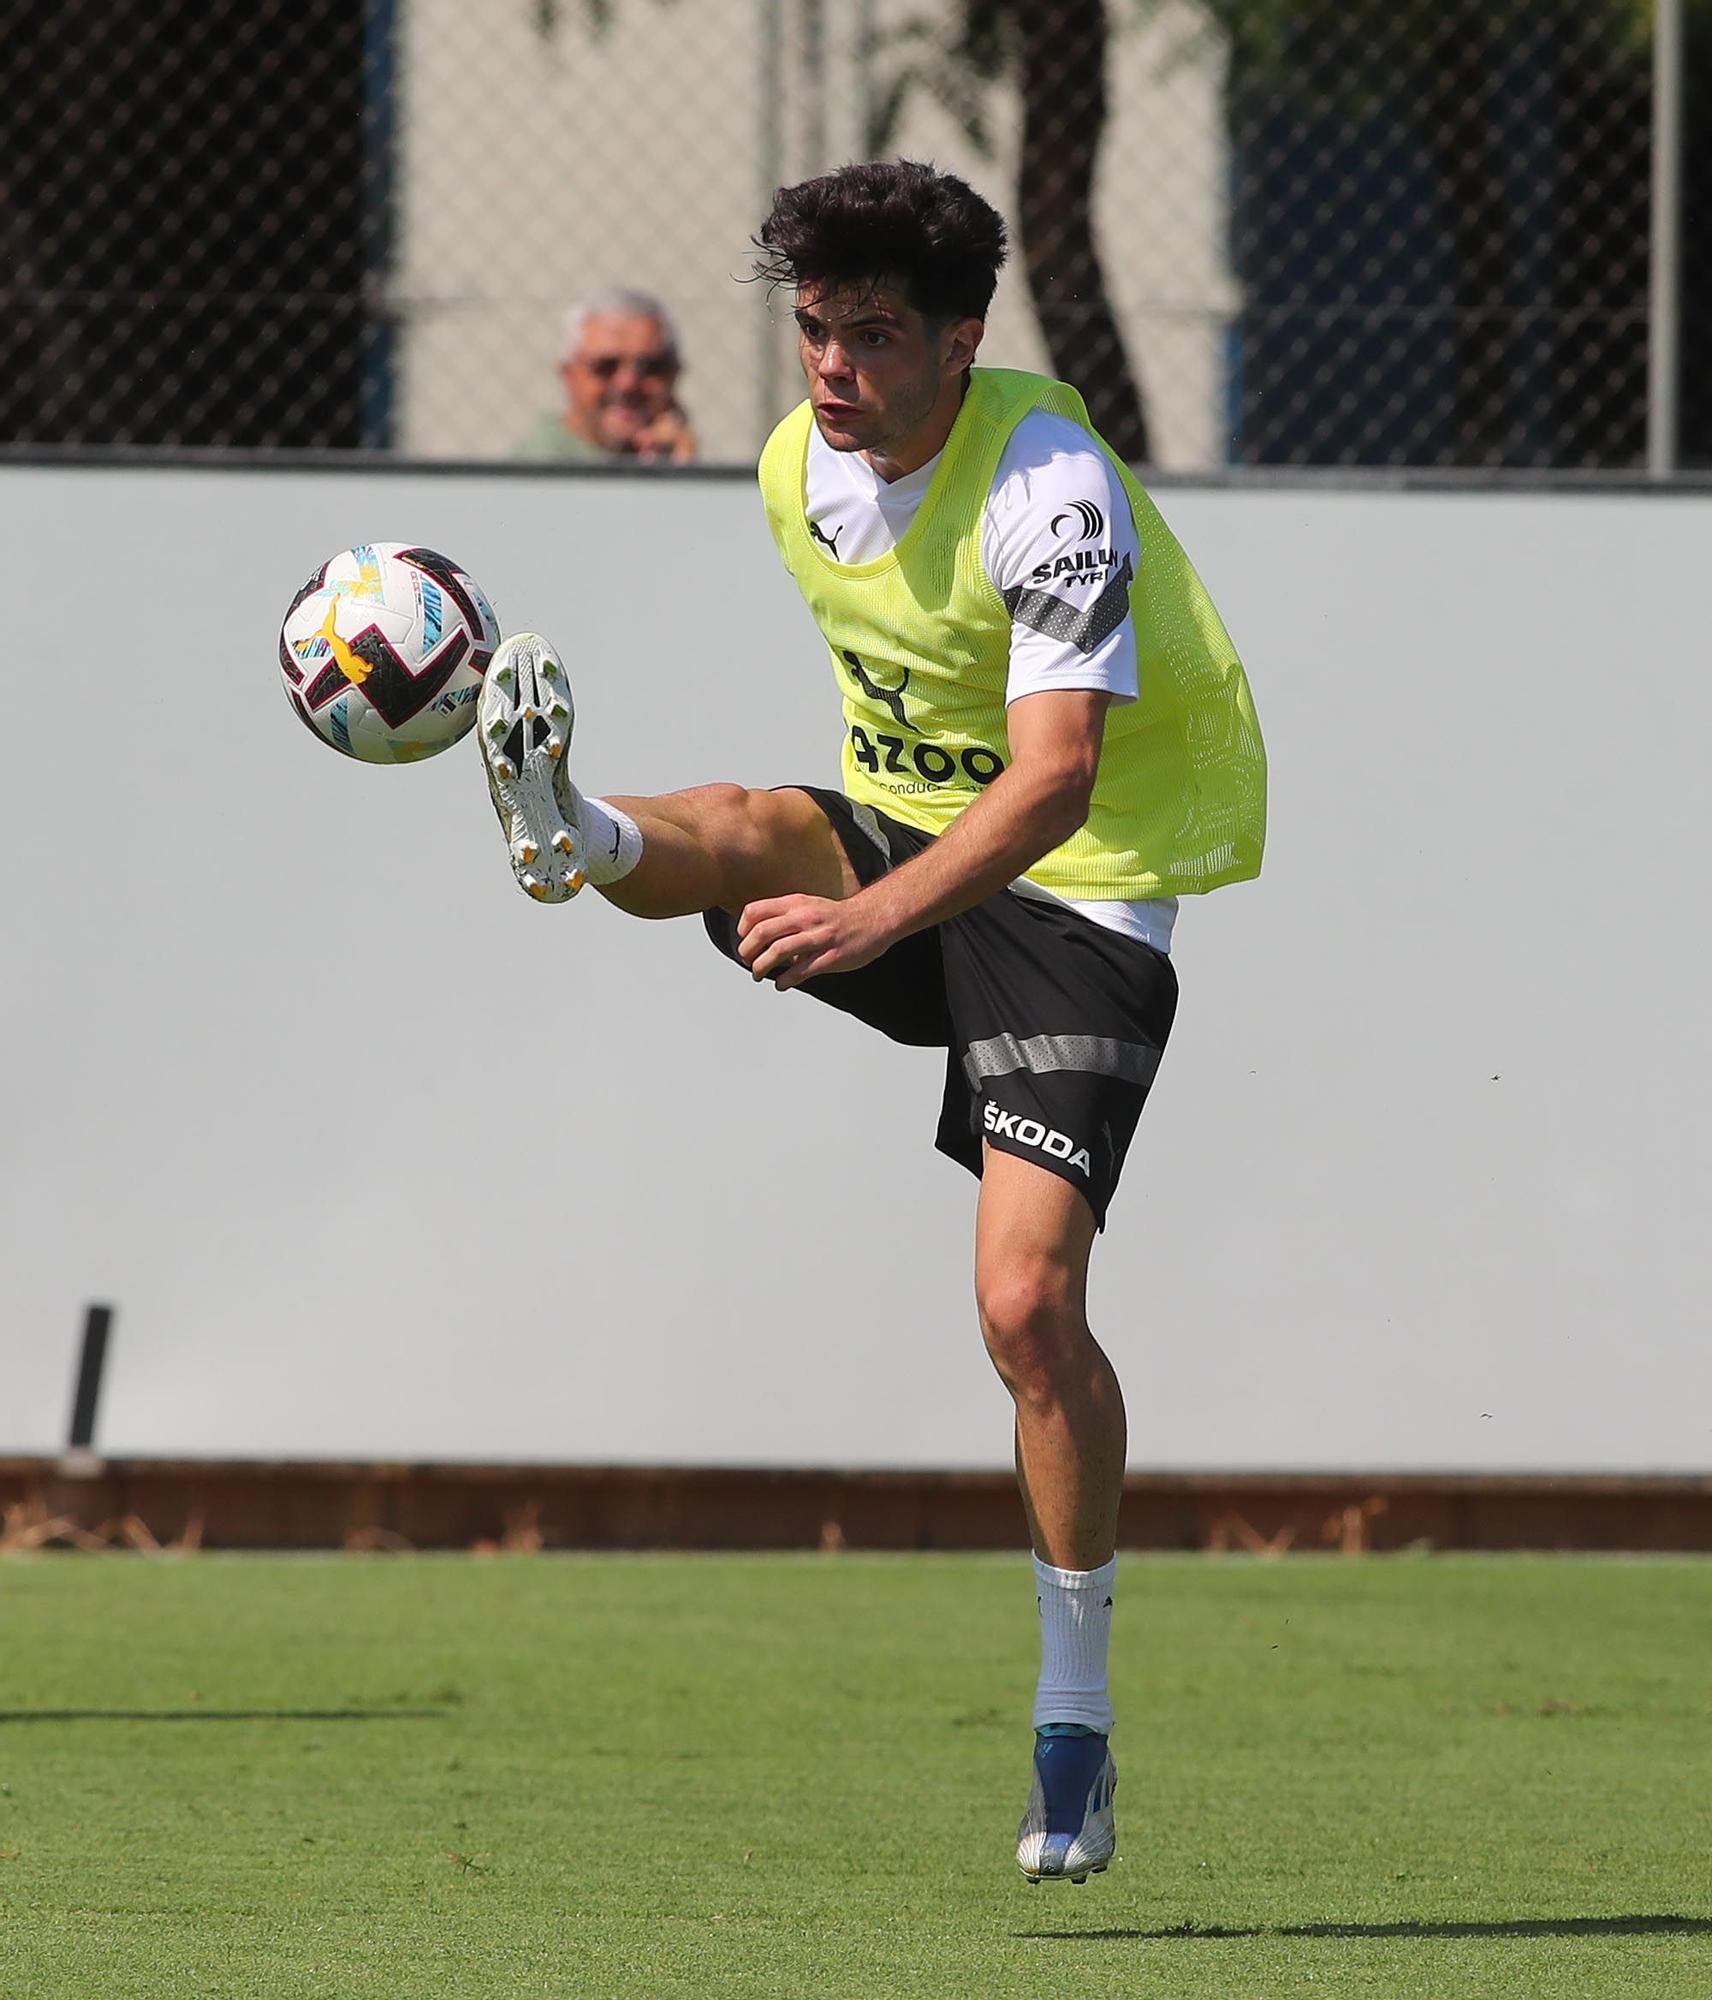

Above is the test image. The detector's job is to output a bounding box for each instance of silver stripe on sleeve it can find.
[1000,553,1135,657]
[962,1031,1162,1092]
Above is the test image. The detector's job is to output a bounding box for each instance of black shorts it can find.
[702,788,1178,1228]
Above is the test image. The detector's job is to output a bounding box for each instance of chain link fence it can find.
[0,1,1701,471]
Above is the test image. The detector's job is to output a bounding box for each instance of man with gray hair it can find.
[520,287,696,463]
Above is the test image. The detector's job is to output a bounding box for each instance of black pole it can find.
[67,1303,113,1452]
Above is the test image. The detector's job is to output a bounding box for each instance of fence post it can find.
[757,0,785,448]
[1649,0,1684,478]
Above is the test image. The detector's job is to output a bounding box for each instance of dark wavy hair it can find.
[753,160,1008,322]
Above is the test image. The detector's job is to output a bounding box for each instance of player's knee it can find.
[682,782,758,835]
[976,1262,1084,1406]
[688,784,773,868]
[659,783,765,903]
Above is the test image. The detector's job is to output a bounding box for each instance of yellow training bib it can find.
[757,368,1266,900]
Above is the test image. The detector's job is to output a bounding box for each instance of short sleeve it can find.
[981,411,1141,708]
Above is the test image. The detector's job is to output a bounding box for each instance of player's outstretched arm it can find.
[738,689,1110,989]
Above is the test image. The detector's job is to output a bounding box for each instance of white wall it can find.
[1,466,1705,1474]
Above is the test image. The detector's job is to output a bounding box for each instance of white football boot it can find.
[477,633,585,902]
[1016,1730,1117,1884]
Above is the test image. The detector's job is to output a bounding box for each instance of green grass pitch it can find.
[1,1552,1709,1998]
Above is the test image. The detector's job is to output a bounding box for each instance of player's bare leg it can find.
[478,632,854,908]
[596,785,855,917]
[975,1147,1123,1885]
[975,1149,1122,1568]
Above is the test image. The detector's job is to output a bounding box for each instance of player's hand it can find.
[736,892,891,990]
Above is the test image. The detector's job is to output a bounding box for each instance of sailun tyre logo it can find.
[1050,499,1105,543]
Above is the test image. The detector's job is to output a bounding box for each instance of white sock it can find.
[577,794,643,886]
[1032,1554,1117,1735]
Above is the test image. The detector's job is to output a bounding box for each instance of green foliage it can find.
[1,1553,1710,1997]
[531,0,685,40]
[1196,0,1659,99]
[533,0,609,34]
[869,0,1678,146]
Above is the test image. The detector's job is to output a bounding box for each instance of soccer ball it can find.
[278,543,501,764]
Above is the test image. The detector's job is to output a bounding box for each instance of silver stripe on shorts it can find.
[962,1031,1161,1093]
[847,801,891,859]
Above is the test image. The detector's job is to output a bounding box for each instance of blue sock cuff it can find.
[1037,1721,1102,1739]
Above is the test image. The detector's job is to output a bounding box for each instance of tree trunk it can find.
[1010,0,1151,460]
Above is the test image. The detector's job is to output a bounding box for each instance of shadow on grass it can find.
[1017,1915,1712,1943]
[0,1709,447,1724]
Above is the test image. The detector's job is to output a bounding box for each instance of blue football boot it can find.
[1016,1728,1117,1883]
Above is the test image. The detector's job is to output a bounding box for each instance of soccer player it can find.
[478,160,1266,1883]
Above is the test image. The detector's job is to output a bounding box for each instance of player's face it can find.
[794,280,982,474]
[562,313,681,453]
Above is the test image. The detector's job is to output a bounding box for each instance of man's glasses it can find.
[580,353,675,381]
